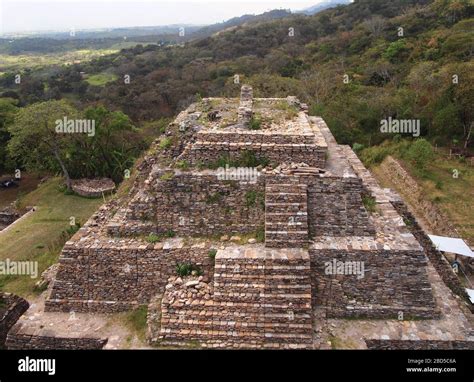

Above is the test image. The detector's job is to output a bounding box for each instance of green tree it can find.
[71,105,145,182]
[0,98,19,173]
[7,100,79,190]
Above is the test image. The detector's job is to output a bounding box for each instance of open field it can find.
[84,72,118,86]
[0,177,106,297]
[0,41,153,72]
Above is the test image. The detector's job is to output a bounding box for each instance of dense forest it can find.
[0,0,472,179]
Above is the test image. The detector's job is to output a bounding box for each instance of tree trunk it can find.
[53,149,72,190]
[463,123,472,150]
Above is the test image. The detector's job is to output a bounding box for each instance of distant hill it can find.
[192,9,292,37]
[1,0,473,150]
[0,9,294,54]
[298,0,352,15]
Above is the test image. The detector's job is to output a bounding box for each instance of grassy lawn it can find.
[84,72,118,86]
[0,177,105,297]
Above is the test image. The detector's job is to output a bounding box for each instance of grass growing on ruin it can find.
[245,191,265,208]
[275,100,299,120]
[123,305,148,342]
[176,263,203,277]
[145,230,176,244]
[362,195,377,214]
[0,177,106,297]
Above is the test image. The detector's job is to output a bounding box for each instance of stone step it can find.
[264,240,308,248]
[159,247,313,348]
[265,193,307,204]
[265,202,307,210]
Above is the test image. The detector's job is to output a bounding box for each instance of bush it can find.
[159,137,172,149]
[176,160,189,170]
[383,39,408,62]
[176,263,203,277]
[360,146,391,167]
[362,195,377,213]
[146,230,175,243]
[405,139,434,170]
[249,116,262,130]
[208,249,217,261]
[160,172,174,181]
[146,233,161,243]
[255,226,265,243]
[245,190,264,208]
[65,222,81,236]
[352,143,365,153]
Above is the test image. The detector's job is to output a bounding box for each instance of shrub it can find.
[65,222,81,236]
[405,139,434,170]
[176,160,189,170]
[146,233,161,243]
[160,172,174,181]
[360,146,391,167]
[176,263,203,277]
[145,230,175,243]
[255,226,265,243]
[383,39,408,62]
[362,195,376,213]
[206,192,223,204]
[245,191,264,208]
[159,137,172,149]
[208,249,217,261]
[249,116,262,130]
[352,143,365,153]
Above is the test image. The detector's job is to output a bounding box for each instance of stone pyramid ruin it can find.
[43,85,439,349]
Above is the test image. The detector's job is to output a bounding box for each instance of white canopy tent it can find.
[428,234,474,258]
[466,289,474,304]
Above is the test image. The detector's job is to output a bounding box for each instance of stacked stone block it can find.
[159,247,313,349]
[265,175,309,248]
[237,84,253,127]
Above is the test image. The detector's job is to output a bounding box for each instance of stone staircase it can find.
[265,176,309,248]
[158,247,313,349]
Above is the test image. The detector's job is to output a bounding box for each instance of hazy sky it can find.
[0,0,325,34]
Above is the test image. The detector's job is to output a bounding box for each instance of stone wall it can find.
[365,339,474,350]
[117,170,265,237]
[181,143,326,168]
[195,130,317,145]
[0,208,20,230]
[0,293,29,349]
[308,176,375,237]
[6,323,107,349]
[46,243,214,313]
[310,248,440,319]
